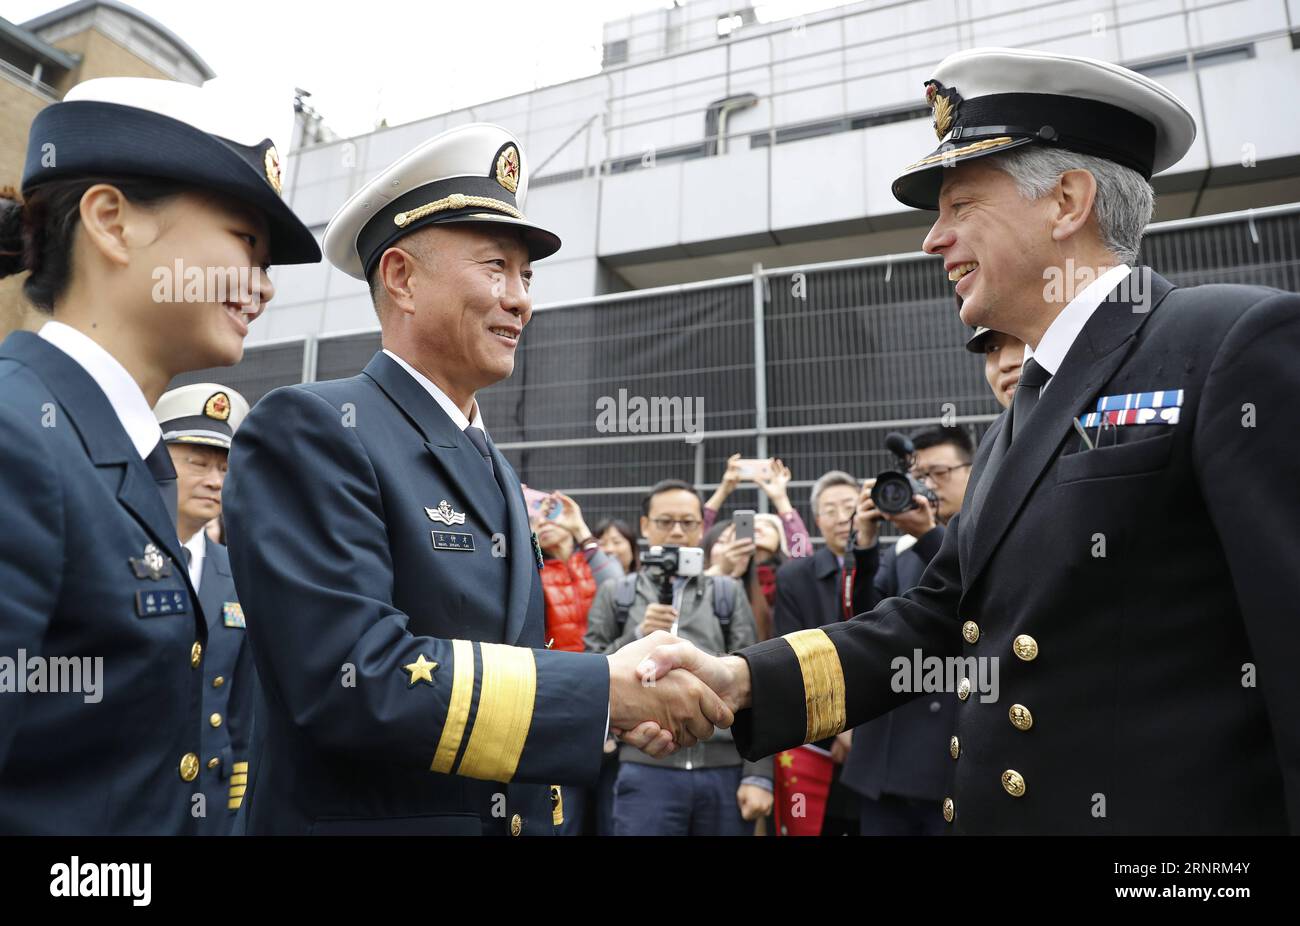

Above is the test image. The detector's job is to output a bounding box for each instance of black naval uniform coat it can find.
[0,332,206,834]
[734,270,1300,834]
[194,536,255,835]
[223,351,608,835]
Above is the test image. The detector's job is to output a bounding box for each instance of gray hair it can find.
[985,146,1154,264]
[810,470,858,515]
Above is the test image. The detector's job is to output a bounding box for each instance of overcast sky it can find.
[8,0,845,141]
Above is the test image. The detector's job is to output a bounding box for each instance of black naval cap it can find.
[965,325,994,353]
[324,123,561,281]
[23,77,320,265]
[892,47,1197,210]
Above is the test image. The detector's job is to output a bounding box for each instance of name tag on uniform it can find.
[135,589,189,617]
[431,530,475,552]
[222,602,246,628]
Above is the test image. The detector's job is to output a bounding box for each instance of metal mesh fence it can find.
[172,205,1300,537]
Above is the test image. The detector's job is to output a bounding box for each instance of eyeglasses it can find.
[910,462,971,483]
[817,502,857,518]
[649,517,702,531]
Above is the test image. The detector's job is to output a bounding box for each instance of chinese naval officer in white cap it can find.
[154,383,254,835]
[0,77,317,835]
[644,47,1300,834]
[222,123,733,835]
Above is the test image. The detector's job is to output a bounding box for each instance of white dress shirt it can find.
[183,529,206,592]
[382,349,486,436]
[1024,264,1132,395]
[38,320,163,459]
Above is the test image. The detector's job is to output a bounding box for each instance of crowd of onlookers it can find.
[530,330,1025,836]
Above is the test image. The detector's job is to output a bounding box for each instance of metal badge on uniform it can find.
[431,530,475,552]
[135,588,189,617]
[425,499,467,526]
[222,601,246,628]
[530,531,544,570]
[129,542,173,580]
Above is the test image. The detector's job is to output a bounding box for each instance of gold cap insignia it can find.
[264,145,282,195]
[925,80,961,141]
[495,145,520,194]
[204,391,231,421]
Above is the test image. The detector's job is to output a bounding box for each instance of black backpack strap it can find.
[612,573,640,633]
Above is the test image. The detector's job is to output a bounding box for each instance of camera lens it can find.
[872,472,914,516]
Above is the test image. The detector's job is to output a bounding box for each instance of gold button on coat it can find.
[1013,635,1038,661]
[179,753,199,781]
[961,621,979,644]
[957,677,971,701]
[212,676,225,688]
[190,642,202,668]
[510,814,522,836]
[1002,769,1027,797]
[942,797,954,822]
[1009,704,1033,731]
[209,713,223,728]
[949,736,960,759]
[207,757,220,769]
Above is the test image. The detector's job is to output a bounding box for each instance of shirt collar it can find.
[183,529,206,591]
[381,349,486,434]
[1025,264,1132,377]
[38,320,163,459]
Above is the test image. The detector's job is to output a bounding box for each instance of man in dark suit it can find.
[154,383,256,835]
[641,47,1300,834]
[771,470,868,834]
[841,426,972,835]
[223,124,730,835]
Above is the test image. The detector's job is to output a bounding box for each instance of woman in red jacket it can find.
[534,491,625,652]
[534,491,624,834]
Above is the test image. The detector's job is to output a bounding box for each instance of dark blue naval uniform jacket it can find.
[734,272,1300,834]
[194,536,255,835]
[0,332,206,834]
[223,350,609,835]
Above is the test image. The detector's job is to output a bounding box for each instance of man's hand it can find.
[640,638,752,715]
[607,631,734,755]
[884,494,937,539]
[737,783,773,821]
[855,478,885,548]
[831,729,852,765]
[639,603,677,636]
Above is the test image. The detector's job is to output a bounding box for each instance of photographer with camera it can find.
[584,479,773,835]
[840,426,973,835]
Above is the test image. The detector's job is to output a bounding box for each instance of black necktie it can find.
[1010,357,1053,443]
[145,439,179,527]
[181,547,193,571]
[464,426,495,477]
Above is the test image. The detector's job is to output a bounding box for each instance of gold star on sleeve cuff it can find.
[403,653,438,687]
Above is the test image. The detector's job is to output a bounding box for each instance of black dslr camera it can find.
[871,432,939,516]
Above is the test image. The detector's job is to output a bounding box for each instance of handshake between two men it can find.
[606,630,753,757]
